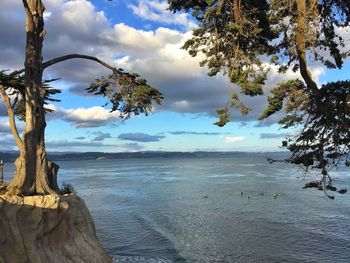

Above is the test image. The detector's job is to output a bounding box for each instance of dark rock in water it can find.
[338,189,347,194]
[0,194,111,263]
[273,193,281,199]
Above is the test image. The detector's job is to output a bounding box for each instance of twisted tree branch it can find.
[0,85,23,150]
[42,53,141,89]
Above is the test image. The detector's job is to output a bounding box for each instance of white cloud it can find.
[0,137,16,150]
[225,136,246,143]
[129,0,197,30]
[0,119,25,134]
[48,106,121,128]
[0,1,257,120]
[0,120,11,133]
[0,118,25,151]
[56,0,108,35]
[0,0,336,128]
[44,11,52,20]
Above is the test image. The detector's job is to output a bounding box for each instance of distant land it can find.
[0,151,290,163]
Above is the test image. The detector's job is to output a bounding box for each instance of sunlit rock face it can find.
[0,194,111,263]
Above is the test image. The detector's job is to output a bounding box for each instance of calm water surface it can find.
[3,156,350,262]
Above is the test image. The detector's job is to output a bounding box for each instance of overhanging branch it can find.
[42,54,117,72]
[14,53,138,96]
[42,53,140,96]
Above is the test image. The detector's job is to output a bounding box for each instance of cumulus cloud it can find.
[0,0,233,119]
[225,136,246,143]
[129,0,197,30]
[118,132,165,142]
[0,1,25,70]
[0,119,25,134]
[0,0,334,128]
[48,106,121,128]
[0,121,11,133]
[0,137,16,151]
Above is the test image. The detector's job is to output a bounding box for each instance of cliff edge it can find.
[0,194,112,263]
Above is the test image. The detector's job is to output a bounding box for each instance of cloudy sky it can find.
[0,0,349,153]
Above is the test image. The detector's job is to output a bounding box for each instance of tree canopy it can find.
[170,0,350,197]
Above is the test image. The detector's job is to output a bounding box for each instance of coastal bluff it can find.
[0,194,111,263]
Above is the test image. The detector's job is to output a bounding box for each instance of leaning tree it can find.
[169,0,350,196]
[0,0,163,195]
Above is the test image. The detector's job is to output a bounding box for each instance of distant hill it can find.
[0,151,289,163]
[0,151,19,163]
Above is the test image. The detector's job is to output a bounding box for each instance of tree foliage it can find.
[87,70,163,119]
[260,79,350,198]
[170,0,275,116]
[170,0,350,196]
[269,0,350,74]
[0,70,61,121]
[0,67,163,123]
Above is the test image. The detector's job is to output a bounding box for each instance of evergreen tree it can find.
[170,0,350,196]
[0,1,163,195]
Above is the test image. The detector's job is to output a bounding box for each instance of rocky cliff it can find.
[0,194,112,263]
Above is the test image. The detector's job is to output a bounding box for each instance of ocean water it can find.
[3,156,350,262]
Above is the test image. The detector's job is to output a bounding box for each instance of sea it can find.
[3,156,350,263]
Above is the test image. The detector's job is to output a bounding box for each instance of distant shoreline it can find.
[0,151,289,163]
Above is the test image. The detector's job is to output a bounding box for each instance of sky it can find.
[0,0,349,153]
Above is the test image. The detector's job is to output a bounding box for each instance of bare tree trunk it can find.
[7,0,58,195]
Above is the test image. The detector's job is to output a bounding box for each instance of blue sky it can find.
[0,0,349,152]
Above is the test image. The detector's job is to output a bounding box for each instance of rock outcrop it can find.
[0,194,112,263]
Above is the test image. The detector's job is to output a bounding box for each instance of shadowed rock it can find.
[0,194,111,263]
